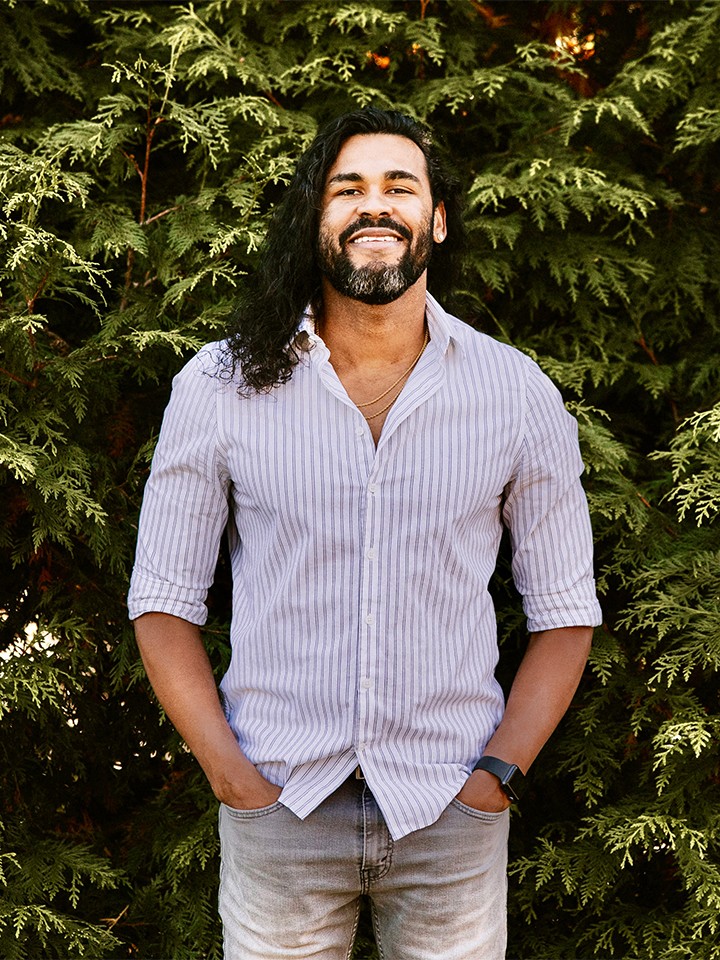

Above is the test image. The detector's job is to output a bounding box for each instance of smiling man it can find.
[317,140,438,309]
[128,108,602,960]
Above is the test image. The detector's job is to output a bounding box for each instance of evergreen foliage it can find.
[1,2,718,957]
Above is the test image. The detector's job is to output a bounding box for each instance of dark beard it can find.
[317,216,434,306]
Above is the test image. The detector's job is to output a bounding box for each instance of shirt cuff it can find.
[126,571,209,625]
[523,595,603,634]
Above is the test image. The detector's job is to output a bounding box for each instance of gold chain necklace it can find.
[361,328,429,421]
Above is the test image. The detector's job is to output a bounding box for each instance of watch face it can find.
[502,779,521,803]
[500,764,526,802]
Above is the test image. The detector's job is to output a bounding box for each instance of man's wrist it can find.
[472,756,527,803]
[457,768,511,812]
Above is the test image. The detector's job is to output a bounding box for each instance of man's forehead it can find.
[324,133,430,186]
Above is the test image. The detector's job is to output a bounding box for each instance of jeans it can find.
[218,773,509,960]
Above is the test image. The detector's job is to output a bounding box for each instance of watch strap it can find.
[472,755,526,802]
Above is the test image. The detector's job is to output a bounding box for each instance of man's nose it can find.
[357,187,392,219]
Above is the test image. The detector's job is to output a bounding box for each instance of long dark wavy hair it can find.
[223,106,466,393]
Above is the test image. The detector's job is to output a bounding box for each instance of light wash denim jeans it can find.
[218,774,509,960]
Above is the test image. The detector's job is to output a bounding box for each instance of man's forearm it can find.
[133,612,280,809]
[457,625,593,810]
[484,625,593,772]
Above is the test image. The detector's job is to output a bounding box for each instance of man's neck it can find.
[317,277,428,372]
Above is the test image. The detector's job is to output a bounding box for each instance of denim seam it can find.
[220,800,283,820]
[344,899,362,960]
[449,798,507,822]
[372,834,393,883]
[360,785,394,888]
[369,898,387,960]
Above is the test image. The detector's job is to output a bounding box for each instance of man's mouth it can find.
[351,234,402,245]
[339,219,411,248]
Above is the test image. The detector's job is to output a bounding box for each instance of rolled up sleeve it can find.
[127,348,230,624]
[502,362,603,633]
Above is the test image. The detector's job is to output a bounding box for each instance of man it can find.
[128,107,602,960]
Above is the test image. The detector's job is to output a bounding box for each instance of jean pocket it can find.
[449,798,508,822]
[221,799,283,820]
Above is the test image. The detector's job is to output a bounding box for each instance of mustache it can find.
[338,217,412,246]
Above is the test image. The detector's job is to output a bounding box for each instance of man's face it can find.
[317,134,446,306]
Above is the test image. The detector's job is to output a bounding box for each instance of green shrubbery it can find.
[1,2,718,957]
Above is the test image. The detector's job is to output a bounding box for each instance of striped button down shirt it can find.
[128,293,602,840]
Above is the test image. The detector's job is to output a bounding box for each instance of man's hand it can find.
[455,769,511,813]
[210,750,282,811]
[213,774,282,810]
[134,612,283,811]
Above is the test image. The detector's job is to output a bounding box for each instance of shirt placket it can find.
[305,327,451,772]
[353,343,448,768]
[355,444,382,765]
[307,340,378,761]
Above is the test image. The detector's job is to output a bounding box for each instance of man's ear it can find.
[433,201,447,243]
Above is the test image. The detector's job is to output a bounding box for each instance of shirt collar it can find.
[292,292,465,359]
[424,291,466,359]
[293,309,328,363]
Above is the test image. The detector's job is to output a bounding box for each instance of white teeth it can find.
[351,236,401,243]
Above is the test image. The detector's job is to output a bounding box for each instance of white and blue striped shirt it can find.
[128,293,602,840]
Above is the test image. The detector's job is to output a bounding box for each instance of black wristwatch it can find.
[473,756,526,803]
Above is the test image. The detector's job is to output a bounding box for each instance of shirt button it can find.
[355,425,364,437]
[368,483,377,494]
[366,548,377,560]
[360,678,372,689]
[365,614,375,625]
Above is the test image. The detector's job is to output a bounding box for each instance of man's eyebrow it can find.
[327,172,363,185]
[386,169,421,183]
[327,169,422,186]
